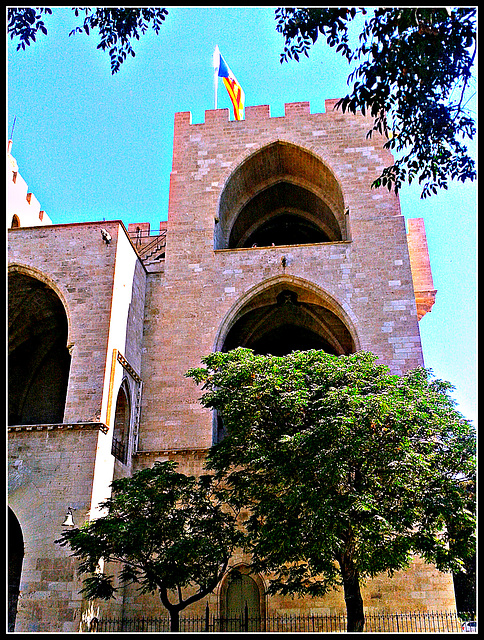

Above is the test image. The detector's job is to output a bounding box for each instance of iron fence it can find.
[94,610,472,633]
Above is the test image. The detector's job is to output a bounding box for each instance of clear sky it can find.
[7,7,476,424]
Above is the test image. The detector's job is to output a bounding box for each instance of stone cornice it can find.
[8,422,109,434]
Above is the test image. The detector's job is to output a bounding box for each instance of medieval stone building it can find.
[8,100,452,633]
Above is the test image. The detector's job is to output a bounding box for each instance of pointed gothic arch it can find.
[8,269,71,425]
[218,565,266,632]
[111,381,132,465]
[215,140,347,250]
[212,276,359,443]
[214,275,360,357]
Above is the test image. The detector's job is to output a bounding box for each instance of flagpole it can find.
[213,45,219,109]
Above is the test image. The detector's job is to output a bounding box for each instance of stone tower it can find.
[8,101,450,633]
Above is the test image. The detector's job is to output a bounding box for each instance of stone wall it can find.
[8,102,455,629]
[139,101,423,452]
[8,425,103,632]
[8,221,147,629]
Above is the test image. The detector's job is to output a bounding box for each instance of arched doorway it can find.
[8,508,24,631]
[215,141,347,250]
[8,271,71,425]
[221,567,264,632]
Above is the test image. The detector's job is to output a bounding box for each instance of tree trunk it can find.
[339,552,365,632]
[169,608,180,632]
[158,590,181,633]
[157,567,228,633]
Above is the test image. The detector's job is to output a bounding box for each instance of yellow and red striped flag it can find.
[213,46,245,120]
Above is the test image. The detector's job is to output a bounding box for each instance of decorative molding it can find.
[415,289,438,321]
[117,351,142,383]
[105,348,119,427]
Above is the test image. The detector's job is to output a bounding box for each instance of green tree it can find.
[56,461,242,632]
[448,478,476,614]
[187,348,476,632]
[275,7,476,198]
[8,7,168,74]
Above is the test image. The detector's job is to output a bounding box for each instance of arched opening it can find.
[8,271,71,425]
[11,215,20,228]
[213,279,357,443]
[220,566,264,632]
[8,508,24,632]
[216,141,347,250]
[240,211,330,248]
[112,383,131,464]
[221,284,356,358]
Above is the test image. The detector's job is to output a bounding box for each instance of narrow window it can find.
[112,384,130,464]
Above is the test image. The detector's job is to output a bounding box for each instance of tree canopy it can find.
[56,461,242,632]
[275,7,476,198]
[187,348,476,631]
[8,7,168,74]
[9,8,476,198]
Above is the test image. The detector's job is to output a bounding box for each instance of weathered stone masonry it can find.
[8,101,448,632]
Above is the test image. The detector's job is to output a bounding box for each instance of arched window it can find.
[112,383,131,464]
[8,271,71,425]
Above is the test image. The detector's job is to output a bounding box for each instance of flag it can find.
[213,46,245,120]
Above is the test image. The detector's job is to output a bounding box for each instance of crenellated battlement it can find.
[7,140,52,228]
[174,99,366,129]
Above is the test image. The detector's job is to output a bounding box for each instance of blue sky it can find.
[8,7,476,423]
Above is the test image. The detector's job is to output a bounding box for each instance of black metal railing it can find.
[137,232,166,259]
[94,610,474,633]
[128,229,167,262]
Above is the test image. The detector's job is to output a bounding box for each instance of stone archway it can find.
[216,277,358,358]
[219,565,265,632]
[212,277,359,443]
[215,141,347,250]
[112,382,131,465]
[8,270,71,425]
